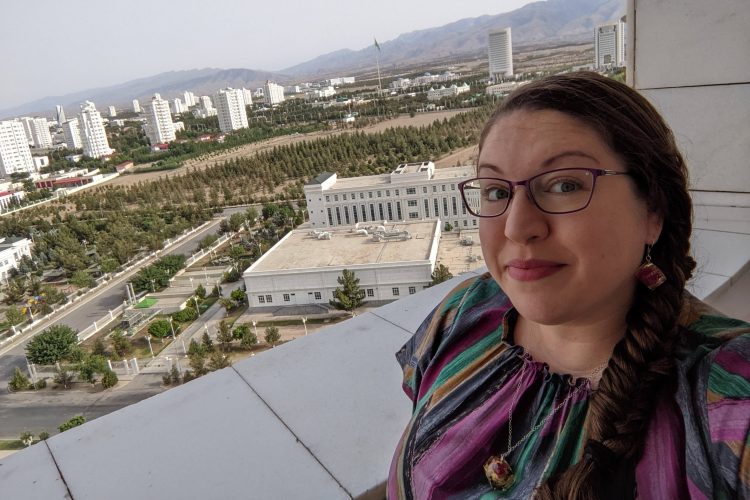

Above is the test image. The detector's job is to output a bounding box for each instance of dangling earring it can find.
[635,244,666,290]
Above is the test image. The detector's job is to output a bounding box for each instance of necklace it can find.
[483,358,609,491]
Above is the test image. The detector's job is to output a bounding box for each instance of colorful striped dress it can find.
[387,274,750,499]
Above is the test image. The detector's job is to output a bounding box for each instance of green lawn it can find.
[135,297,158,309]
[0,440,25,450]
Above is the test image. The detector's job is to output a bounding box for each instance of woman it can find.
[388,72,750,499]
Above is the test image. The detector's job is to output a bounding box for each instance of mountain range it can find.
[1,0,621,119]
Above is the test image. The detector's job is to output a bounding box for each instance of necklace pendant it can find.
[484,455,515,490]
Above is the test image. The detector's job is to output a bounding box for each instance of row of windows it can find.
[256,286,419,304]
[324,183,458,203]
[324,196,467,226]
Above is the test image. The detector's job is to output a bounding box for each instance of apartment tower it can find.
[488,28,513,82]
[0,121,34,177]
[145,94,176,145]
[595,19,626,68]
[214,88,249,133]
[79,101,113,158]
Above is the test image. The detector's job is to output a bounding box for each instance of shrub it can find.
[25,325,78,364]
[58,415,86,432]
[148,319,172,338]
[101,370,118,389]
[173,307,197,323]
[8,367,30,392]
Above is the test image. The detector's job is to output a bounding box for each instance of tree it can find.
[188,339,205,356]
[77,354,108,384]
[99,257,119,274]
[264,325,281,346]
[58,415,86,432]
[208,351,231,371]
[148,319,172,339]
[92,338,107,356]
[101,370,118,389]
[230,288,247,304]
[110,329,133,358]
[169,365,181,385]
[8,367,30,392]
[216,320,233,351]
[188,351,208,376]
[70,270,95,288]
[5,305,24,326]
[201,331,214,352]
[195,284,206,300]
[25,325,78,364]
[54,367,75,389]
[431,264,453,286]
[38,431,49,441]
[329,269,364,312]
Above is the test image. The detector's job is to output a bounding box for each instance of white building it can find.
[55,105,66,125]
[242,88,253,108]
[192,95,217,119]
[284,85,301,95]
[108,106,117,117]
[28,118,53,148]
[595,19,626,68]
[389,78,411,90]
[0,237,33,284]
[214,88,249,133]
[171,98,188,115]
[132,99,141,113]
[183,91,197,107]
[0,121,34,177]
[328,77,355,86]
[32,156,49,169]
[304,161,477,231]
[488,27,514,81]
[62,118,83,150]
[304,86,336,101]
[79,101,114,159]
[18,117,34,144]
[264,81,285,105]
[145,94,176,145]
[485,81,524,97]
[0,190,25,212]
[426,83,470,101]
[243,220,440,308]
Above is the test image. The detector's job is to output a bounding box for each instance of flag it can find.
[374,38,381,52]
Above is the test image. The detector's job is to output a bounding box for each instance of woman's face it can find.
[478,109,662,328]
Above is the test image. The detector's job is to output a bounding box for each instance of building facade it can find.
[62,118,83,150]
[214,88,249,133]
[264,81,285,105]
[132,99,141,113]
[0,121,34,177]
[79,101,113,158]
[304,162,477,231]
[426,83,470,101]
[183,91,196,107]
[28,118,52,148]
[55,105,66,125]
[193,95,217,119]
[488,28,513,81]
[145,94,176,145]
[0,237,32,283]
[595,19,626,68]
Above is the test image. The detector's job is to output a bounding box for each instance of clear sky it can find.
[0,0,534,110]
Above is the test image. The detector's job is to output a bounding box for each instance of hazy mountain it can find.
[1,68,289,120]
[282,0,621,77]
[3,0,621,119]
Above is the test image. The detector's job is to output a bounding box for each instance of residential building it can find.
[0,191,24,212]
[192,95,217,118]
[426,83,470,101]
[264,81,285,105]
[304,86,336,101]
[32,156,49,170]
[28,118,53,148]
[488,27,513,81]
[79,101,113,158]
[108,106,117,117]
[144,94,176,145]
[328,77,355,86]
[284,85,301,95]
[171,98,187,115]
[183,91,196,107]
[595,19,626,68]
[55,105,66,125]
[132,99,141,113]
[214,88,249,133]
[304,161,476,231]
[243,220,440,307]
[18,117,34,144]
[0,120,34,177]
[0,237,33,283]
[485,81,524,97]
[62,118,83,150]
[242,88,253,107]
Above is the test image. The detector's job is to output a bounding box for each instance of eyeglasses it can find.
[458,168,631,217]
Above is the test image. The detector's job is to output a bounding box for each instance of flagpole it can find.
[374,38,383,95]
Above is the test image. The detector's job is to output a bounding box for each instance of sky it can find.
[0,0,535,111]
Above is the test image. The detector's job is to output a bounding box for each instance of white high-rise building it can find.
[145,94,176,145]
[214,88,249,133]
[62,118,83,150]
[595,19,626,68]
[132,99,141,113]
[242,88,253,108]
[108,106,117,117]
[0,121,34,177]
[79,101,113,158]
[183,91,197,107]
[488,28,513,81]
[264,81,285,105]
[55,105,66,125]
[192,95,217,119]
[18,117,34,144]
[29,118,53,148]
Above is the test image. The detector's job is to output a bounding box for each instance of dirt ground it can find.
[105,109,470,189]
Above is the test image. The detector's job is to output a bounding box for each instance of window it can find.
[334,195,339,201]
[327,207,333,226]
[325,195,330,202]
[407,200,418,207]
[314,291,322,300]
[434,198,439,217]
[392,287,400,296]
[359,192,364,199]
[353,206,359,223]
[406,187,416,195]
[396,201,402,220]
[472,219,477,226]
[424,198,430,217]
[378,204,385,220]
[335,207,342,225]
[409,211,419,219]
[283,293,290,302]
[361,204,367,222]
[387,202,393,220]
[408,286,416,295]
[343,193,347,200]
[463,220,467,227]
[442,185,446,192]
[422,186,427,194]
[370,204,376,221]
[344,206,350,224]
[451,184,456,191]
[432,185,437,193]
[395,189,399,196]
[386,190,390,196]
[443,198,449,217]
[258,295,265,303]
[367,288,374,297]
[332,290,337,298]
[377,191,382,198]
[452,197,458,216]
[368,192,373,198]
[265,295,273,303]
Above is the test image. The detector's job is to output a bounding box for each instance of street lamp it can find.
[146,335,154,358]
[302,317,308,336]
[150,279,155,293]
[252,320,258,340]
[169,317,176,339]
[193,296,201,316]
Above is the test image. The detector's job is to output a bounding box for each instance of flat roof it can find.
[318,165,475,190]
[248,220,438,273]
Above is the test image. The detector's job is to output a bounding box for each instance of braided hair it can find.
[478,72,696,498]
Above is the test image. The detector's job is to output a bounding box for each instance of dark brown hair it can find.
[479,72,696,498]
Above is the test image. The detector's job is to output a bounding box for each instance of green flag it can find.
[374,38,381,52]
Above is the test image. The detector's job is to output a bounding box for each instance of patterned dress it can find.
[387,274,750,499]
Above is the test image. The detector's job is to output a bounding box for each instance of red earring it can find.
[635,244,666,290]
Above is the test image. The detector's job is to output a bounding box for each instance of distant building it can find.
[132,99,141,113]
[192,95,217,119]
[304,86,336,101]
[426,83,470,101]
[328,77,355,86]
[28,118,53,148]
[0,191,25,212]
[214,88,249,133]
[183,91,197,107]
[0,236,33,283]
[304,161,477,231]
[62,118,83,150]
[171,98,187,115]
[284,85,301,95]
[79,101,114,159]
[242,88,253,107]
[488,27,513,81]
[145,94,176,145]
[55,105,66,125]
[17,117,34,144]
[32,156,49,169]
[108,106,117,117]
[264,81,285,105]
[595,19,626,68]
[0,120,34,177]
[485,81,525,97]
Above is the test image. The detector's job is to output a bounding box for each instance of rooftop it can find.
[319,165,475,190]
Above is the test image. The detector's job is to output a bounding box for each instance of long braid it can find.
[479,72,697,498]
